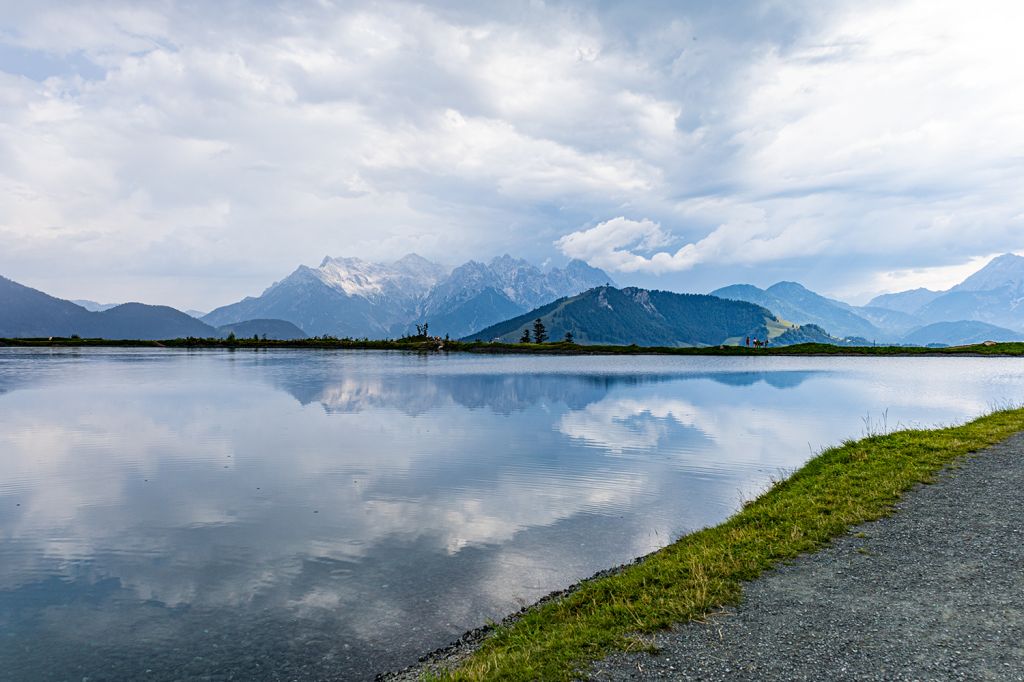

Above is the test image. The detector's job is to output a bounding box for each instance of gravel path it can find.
[589,432,1024,681]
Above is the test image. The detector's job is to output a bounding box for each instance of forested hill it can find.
[463,286,779,346]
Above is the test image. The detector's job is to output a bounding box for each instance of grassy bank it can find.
[3,336,1024,357]
[425,407,1024,681]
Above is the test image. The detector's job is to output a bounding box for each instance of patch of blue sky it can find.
[0,44,105,82]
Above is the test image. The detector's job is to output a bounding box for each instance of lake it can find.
[2,349,1023,679]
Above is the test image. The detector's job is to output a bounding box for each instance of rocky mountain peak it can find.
[203,253,615,340]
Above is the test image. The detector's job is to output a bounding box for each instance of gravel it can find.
[382,433,1024,681]
[589,432,1024,681]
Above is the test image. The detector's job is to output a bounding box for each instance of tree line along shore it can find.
[2,336,1024,357]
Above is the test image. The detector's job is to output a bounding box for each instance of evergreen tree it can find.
[564,330,574,343]
[519,328,531,343]
[532,318,548,344]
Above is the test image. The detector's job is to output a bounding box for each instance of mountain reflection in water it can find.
[274,367,818,415]
[2,349,1022,680]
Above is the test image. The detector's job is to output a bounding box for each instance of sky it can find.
[1,0,1023,311]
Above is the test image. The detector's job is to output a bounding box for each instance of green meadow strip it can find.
[4,337,1024,357]
[433,407,1024,681]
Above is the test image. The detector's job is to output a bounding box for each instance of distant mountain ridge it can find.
[0,276,214,340]
[72,299,120,312]
[710,253,1024,346]
[203,254,613,339]
[710,282,881,340]
[901,320,1023,347]
[868,288,941,314]
[6,251,1024,348]
[0,276,304,340]
[867,253,1024,331]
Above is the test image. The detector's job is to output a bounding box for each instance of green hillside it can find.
[463,286,778,347]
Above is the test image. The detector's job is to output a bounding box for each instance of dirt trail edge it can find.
[589,432,1024,681]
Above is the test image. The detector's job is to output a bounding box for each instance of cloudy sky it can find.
[1,0,1023,310]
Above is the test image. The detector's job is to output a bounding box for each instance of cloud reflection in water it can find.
[1,350,1022,679]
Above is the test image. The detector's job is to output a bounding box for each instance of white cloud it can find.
[861,252,1020,299]
[734,1,1024,196]
[1,1,693,306]
[554,0,1024,287]
[556,212,831,274]
[2,1,1024,305]
[554,216,671,271]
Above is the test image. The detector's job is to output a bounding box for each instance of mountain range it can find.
[710,282,882,340]
[202,254,613,339]
[709,254,1024,346]
[73,299,208,319]
[865,253,1024,331]
[4,252,1024,347]
[0,276,304,340]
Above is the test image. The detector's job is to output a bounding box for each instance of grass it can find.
[422,407,1024,681]
[3,336,1024,357]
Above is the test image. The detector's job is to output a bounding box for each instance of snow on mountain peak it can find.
[201,253,618,339]
[311,254,447,302]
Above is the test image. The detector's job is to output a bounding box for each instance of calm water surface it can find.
[2,349,1023,679]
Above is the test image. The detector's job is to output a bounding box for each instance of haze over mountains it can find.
[0,276,215,340]
[867,253,1024,331]
[202,254,613,339]
[2,252,1024,347]
[709,253,1024,346]
[72,300,120,313]
[75,299,207,319]
[0,276,302,341]
[710,282,882,340]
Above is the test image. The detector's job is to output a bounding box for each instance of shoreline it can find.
[2,337,1023,358]
[376,547,667,681]
[377,408,1024,680]
[589,431,1024,679]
